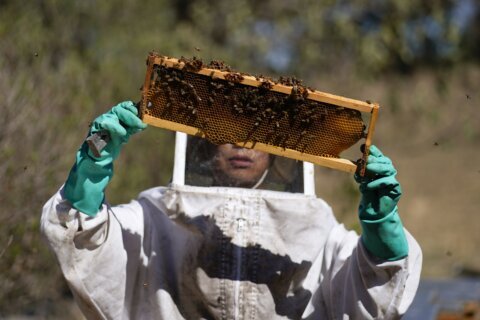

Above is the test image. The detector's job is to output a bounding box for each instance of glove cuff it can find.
[360,208,409,261]
[64,143,113,217]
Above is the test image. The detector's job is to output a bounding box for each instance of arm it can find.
[64,101,147,216]
[41,188,146,319]
[41,101,147,318]
[318,224,421,319]
[355,145,408,261]
[316,146,422,319]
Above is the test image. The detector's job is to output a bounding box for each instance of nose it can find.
[231,144,245,150]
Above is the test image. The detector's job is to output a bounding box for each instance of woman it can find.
[41,101,422,319]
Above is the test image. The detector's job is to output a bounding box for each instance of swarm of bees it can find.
[145,56,366,158]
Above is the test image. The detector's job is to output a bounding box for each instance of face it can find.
[213,144,270,188]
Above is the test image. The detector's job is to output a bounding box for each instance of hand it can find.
[355,145,408,260]
[88,101,147,162]
[355,145,401,219]
[64,101,147,216]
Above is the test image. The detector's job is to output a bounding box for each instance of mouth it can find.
[228,156,253,168]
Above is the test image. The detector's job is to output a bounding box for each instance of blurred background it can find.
[1,0,479,318]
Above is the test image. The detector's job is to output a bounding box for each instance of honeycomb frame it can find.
[139,52,379,175]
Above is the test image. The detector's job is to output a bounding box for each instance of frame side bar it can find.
[360,103,380,176]
[303,162,316,196]
[172,131,187,185]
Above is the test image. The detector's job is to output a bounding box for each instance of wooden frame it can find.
[140,52,379,174]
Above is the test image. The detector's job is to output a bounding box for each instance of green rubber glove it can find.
[355,145,409,261]
[64,101,147,216]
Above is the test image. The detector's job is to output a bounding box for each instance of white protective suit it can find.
[41,181,422,320]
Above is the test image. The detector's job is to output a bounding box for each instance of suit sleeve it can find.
[40,186,146,319]
[319,223,422,319]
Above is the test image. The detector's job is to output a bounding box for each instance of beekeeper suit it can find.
[41,101,422,319]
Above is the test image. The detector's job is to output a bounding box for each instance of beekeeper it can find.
[41,101,422,319]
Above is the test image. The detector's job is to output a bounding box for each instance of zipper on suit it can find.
[234,217,246,319]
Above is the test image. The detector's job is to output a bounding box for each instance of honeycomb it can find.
[140,53,377,173]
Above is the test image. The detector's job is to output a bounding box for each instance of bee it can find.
[253,116,263,128]
[233,104,244,114]
[259,81,273,91]
[291,85,298,96]
[193,94,202,104]
[201,117,210,127]
[280,134,290,150]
